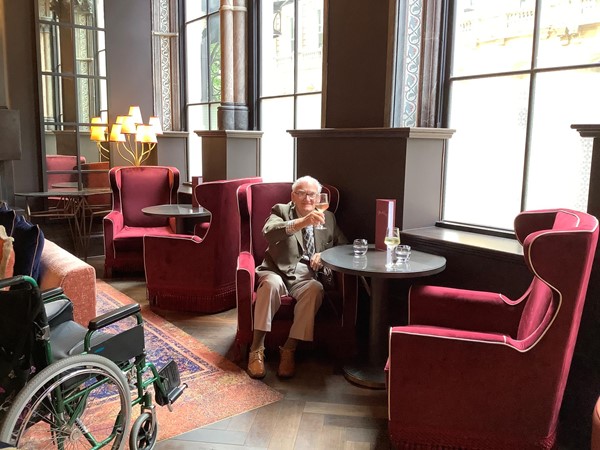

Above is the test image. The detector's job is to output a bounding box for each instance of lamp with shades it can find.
[90,106,163,166]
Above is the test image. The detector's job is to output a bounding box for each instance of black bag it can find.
[317,266,336,290]
[0,284,43,421]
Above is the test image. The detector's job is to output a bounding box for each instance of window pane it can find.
[296,94,321,129]
[297,0,323,93]
[77,77,96,124]
[186,19,209,103]
[38,0,89,22]
[98,78,108,113]
[261,0,295,96]
[451,1,534,77]
[98,47,106,77]
[208,13,221,102]
[444,76,529,229]
[260,98,294,181]
[185,0,207,21]
[187,105,210,177]
[95,0,105,28]
[188,104,210,131]
[40,24,75,74]
[536,1,600,68]
[75,27,96,76]
[188,130,203,178]
[208,0,220,14]
[524,68,600,212]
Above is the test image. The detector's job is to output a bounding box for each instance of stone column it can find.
[218,0,248,130]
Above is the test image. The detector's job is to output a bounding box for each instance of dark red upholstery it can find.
[143,177,262,313]
[235,181,356,359]
[103,166,179,277]
[386,208,599,450]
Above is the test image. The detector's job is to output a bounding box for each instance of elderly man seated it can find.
[247,175,347,379]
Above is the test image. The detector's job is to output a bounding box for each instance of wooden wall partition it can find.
[291,127,453,243]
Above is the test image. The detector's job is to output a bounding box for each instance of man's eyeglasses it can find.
[293,190,317,200]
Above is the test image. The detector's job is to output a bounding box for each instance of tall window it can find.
[37,0,107,182]
[443,0,600,230]
[183,0,221,177]
[151,0,180,132]
[259,0,324,181]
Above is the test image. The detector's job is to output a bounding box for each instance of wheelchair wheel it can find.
[0,354,132,449]
[129,411,158,450]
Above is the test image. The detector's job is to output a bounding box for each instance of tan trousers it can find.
[253,269,323,341]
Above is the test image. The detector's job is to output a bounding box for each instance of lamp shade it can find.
[109,124,126,142]
[128,106,143,125]
[90,117,108,142]
[135,125,157,143]
[120,115,137,134]
[148,116,163,135]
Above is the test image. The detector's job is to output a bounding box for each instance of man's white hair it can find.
[292,175,322,193]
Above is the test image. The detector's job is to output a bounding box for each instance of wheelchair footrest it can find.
[154,359,187,408]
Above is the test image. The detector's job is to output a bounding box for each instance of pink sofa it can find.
[39,239,96,326]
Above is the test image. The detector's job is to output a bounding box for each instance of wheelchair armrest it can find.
[88,303,141,331]
[0,275,34,289]
[41,286,65,301]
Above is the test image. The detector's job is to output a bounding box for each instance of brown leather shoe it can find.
[247,347,266,379]
[278,346,296,378]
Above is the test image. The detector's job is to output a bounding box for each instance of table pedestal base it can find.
[343,362,386,389]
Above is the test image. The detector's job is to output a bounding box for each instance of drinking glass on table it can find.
[384,227,400,269]
[395,244,411,263]
[314,193,329,230]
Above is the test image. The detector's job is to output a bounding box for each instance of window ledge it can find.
[402,226,523,259]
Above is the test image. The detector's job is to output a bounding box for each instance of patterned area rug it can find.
[95,280,283,442]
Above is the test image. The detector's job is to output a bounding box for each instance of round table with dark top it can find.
[321,244,446,389]
[141,204,211,234]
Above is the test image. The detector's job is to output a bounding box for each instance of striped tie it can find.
[303,225,315,258]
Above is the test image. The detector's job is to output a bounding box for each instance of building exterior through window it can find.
[443,0,600,230]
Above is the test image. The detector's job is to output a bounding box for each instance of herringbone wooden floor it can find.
[87,256,392,450]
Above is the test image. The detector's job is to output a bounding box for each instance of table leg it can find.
[343,277,389,389]
[175,218,187,234]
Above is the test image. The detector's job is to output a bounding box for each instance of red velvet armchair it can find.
[143,177,262,313]
[103,166,179,277]
[387,209,599,450]
[234,181,357,359]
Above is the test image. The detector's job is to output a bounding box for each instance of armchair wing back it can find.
[235,181,357,360]
[103,166,179,277]
[247,182,293,266]
[245,182,339,266]
[387,208,599,450]
[143,177,262,313]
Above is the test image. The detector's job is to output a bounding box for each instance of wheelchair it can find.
[0,275,187,450]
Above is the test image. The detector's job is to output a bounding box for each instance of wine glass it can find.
[384,227,400,268]
[314,193,329,230]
